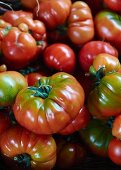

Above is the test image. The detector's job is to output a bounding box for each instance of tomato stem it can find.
[28,81,52,99]
[14,153,31,168]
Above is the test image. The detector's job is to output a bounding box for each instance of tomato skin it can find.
[55,136,86,169]
[0,71,27,107]
[59,105,90,135]
[87,72,121,119]
[0,125,56,170]
[25,72,48,86]
[92,53,121,73]
[1,27,37,69]
[78,41,118,72]
[67,1,94,45]
[94,11,121,54]
[13,72,85,135]
[104,0,121,12]
[112,115,121,139]
[43,43,76,73]
[108,138,121,166]
[80,119,113,157]
[34,0,72,30]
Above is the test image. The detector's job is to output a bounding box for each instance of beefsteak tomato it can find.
[0,125,56,170]
[13,72,85,135]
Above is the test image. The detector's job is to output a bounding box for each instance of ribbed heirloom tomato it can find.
[0,125,56,170]
[13,72,85,135]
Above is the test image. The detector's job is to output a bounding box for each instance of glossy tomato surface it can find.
[87,72,121,119]
[13,72,85,134]
[108,138,121,166]
[43,43,76,73]
[78,41,118,72]
[80,119,113,157]
[0,125,56,170]
[0,71,27,106]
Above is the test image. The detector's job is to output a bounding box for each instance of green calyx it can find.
[89,66,106,86]
[28,81,52,99]
[19,66,40,76]
[14,153,31,168]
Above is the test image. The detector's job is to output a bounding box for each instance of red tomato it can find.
[108,138,121,166]
[43,43,76,73]
[25,72,47,86]
[59,105,91,135]
[104,0,121,12]
[78,41,118,72]
[34,0,72,30]
[0,125,56,170]
[67,1,94,45]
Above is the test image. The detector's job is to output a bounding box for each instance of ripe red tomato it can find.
[108,138,121,166]
[43,43,76,73]
[104,0,121,12]
[25,72,48,86]
[0,125,56,170]
[78,41,118,72]
[34,0,72,30]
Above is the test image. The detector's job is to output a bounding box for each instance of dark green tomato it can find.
[79,119,113,157]
[0,71,28,107]
[13,72,85,135]
[87,72,121,119]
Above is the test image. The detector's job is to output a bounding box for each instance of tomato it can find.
[80,119,113,157]
[112,115,121,139]
[87,72,121,119]
[34,0,72,30]
[25,72,47,86]
[59,105,90,135]
[1,27,37,69]
[104,0,121,12]
[43,43,76,73]
[91,53,121,73]
[108,138,121,166]
[78,41,118,72]
[55,135,86,169]
[67,1,94,45]
[0,70,27,107]
[94,10,121,54]
[1,11,47,69]
[0,111,11,135]
[13,72,85,135]
[0,125,56,170]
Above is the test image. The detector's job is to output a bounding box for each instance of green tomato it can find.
[87,72,121,119]
[0,71,27,106]
[79,119,113,157]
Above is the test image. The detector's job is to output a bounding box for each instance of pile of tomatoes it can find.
[0,0,121,169]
